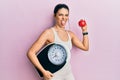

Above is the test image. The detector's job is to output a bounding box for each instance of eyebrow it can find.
[58,13,69,15]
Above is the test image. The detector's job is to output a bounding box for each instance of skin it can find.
[27,8,89,80]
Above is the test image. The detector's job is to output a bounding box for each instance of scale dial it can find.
[48,44,67,65]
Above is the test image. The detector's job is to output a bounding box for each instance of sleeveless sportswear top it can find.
[52,28,72,62]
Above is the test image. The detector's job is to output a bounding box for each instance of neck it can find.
[55,25,65,31]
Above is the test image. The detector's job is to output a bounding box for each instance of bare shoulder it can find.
[40,28,54,43]
[67,30,74,34]
[41,28,53,36]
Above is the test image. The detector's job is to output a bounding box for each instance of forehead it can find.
[57,8,69,14]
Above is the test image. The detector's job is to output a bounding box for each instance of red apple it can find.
[78,19,86,27]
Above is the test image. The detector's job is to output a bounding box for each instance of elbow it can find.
[27,49,37,59]
[83,47,89,51]
[27,50,31,59]
[84,48,89,51]
[78,46,89,51]
[27,49,34,59]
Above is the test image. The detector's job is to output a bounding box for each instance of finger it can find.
[49,72,53,77]
[50,74,53,77]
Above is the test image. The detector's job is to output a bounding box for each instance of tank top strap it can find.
[66,31,71,41]
[51,28,59,42]
[51,28,56,36]
[66,31,72,50]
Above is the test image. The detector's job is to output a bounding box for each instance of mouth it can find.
[61,20,66,26]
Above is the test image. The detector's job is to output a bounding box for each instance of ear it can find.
[54,14,56,17]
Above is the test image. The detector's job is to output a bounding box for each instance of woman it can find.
[27,4,89,80]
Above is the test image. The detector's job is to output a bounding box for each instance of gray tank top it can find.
[52,28,72,62]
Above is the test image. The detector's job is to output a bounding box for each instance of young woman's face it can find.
[55,8,69,27]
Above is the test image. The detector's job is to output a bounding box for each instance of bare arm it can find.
[27,29,53,78]
[70,25,89,51]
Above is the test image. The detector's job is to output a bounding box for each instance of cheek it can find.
[56,17,62,22]
[55,18,61,24]
[66,16,69,19]
[57,16,62,20]
[66,17,69,20]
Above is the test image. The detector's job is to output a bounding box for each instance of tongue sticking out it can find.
[61,21,65,26]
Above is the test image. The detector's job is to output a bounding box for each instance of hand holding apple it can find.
[78,19,87,27]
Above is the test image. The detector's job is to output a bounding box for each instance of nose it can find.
[62,15,65,20]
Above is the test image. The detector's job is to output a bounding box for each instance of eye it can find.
[65,14,69,17]
[58,14,63,16]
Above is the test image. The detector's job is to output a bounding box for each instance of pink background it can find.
[0,0,120,80]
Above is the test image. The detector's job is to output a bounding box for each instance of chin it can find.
[61,25,66,28]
